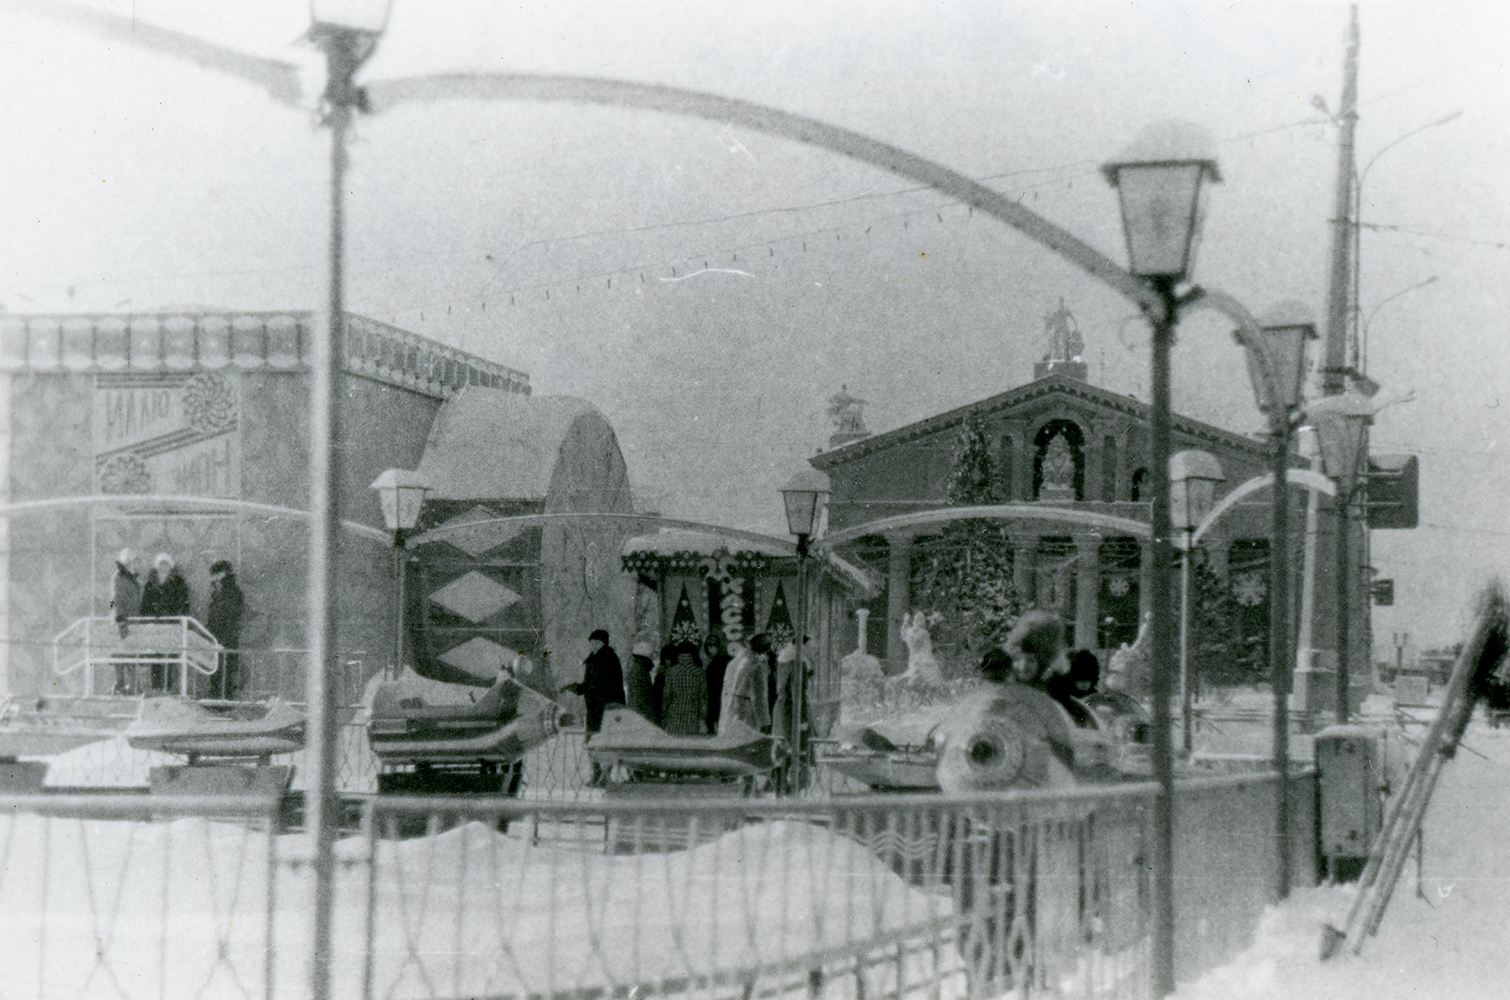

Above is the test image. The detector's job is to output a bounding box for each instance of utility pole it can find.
[1322,4,1359,397]
[1320,5,1361,721]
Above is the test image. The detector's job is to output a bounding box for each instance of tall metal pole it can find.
[1180,531,1194,754]
[791,536,809,794]
[391,537,405,680]
[308,27,365,1000]
[1335,479,1352,723]
[1321,4,1360,397]
[1269,414,1293,899]
[1147,277,1178,999]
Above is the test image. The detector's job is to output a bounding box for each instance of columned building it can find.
[810,311,1301,679]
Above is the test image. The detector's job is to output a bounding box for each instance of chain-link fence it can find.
[0,794,284,1000]
[0,770,1314,1000]
[348,771,1315,1000]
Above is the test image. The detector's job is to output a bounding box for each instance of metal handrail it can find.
[51,615,224,695]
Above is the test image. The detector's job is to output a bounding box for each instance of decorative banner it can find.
[94,373,240,498]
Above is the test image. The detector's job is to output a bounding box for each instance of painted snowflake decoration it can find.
[1234,571,1268,606]
[182,373,236,434]
[99,453,151,494]
[1107,576,1131,598]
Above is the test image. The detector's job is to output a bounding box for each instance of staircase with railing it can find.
[52,615,222,697]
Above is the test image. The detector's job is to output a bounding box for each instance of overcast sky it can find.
[2,0,1507,648]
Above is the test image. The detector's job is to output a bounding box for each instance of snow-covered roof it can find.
[416,388,605,501]
[622,528,880,597]
[622,528,792,559]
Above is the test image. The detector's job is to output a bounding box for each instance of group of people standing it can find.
[109,548,245,698]
[565,628,811,743]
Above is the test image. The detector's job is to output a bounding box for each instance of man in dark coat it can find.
[562,629,624,736]
[110,548,142,694]
[205,560,246,699]
[702,632,731,734]
[625,640,659,723]
[140,553,191,691]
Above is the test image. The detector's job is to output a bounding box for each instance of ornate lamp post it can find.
[1236,301,1317,899]
[1170,450,1224,754]
[1307,389,1377,724]
[779,468,830,794]
[370,468,432,679]
[305,3,393,999]
[1101,120,1220,997]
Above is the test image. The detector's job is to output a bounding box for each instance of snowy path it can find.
[1174,720,1510,1000]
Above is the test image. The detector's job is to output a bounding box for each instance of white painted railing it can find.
[52,615,221,697]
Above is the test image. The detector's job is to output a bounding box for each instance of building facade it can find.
[809,319,1322,685]
[0,310,632,703]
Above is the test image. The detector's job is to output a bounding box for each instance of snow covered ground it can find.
[0,806,958,999]
[1174,717,1510,1000]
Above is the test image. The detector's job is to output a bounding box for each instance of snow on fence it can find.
[0,771,1315,1000]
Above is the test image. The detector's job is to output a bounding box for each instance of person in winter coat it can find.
[771,641,814,746]
[110,549,143,694]
[139,552,192,692]
[560,629,624,736]
[624,640,659,723]
[140,553,191,618]
[702,632,731,734]
[718,641,771,734]
[205,560,246,699]
[658,641,708,737]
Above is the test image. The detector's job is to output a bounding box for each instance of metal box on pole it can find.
[1315,725,1388,878]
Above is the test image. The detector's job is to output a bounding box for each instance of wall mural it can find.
[94,373,240,497]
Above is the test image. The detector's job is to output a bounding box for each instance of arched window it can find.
[1129,467,1150,502]
[1101,435,1118,502]
[1032,419,1086,501]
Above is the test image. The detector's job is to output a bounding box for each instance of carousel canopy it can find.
[621,528,879,598]
[416,387,609,502]
[623,528,793,560]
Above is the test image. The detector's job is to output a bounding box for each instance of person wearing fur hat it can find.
[140,552,191,619]
[1003,609,1068,688]
[140,552,191,691]
[110,549,142,694]
[560,629,624,736]
[205,560,245,699]
[624,640,659,723]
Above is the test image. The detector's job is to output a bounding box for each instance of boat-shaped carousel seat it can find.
[586,707,785,780]
[126,697,307,761]
[366,674,566,768]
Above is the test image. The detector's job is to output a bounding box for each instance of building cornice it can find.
[810,374,1269,467]
[0,311,530,400]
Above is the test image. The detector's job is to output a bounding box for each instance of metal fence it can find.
[0,770,1315,1000]
[0,794,284,1000]
[347,770,1314,1000]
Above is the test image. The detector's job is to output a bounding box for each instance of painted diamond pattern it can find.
[439,637,517,679]
[430,570,522,623]
[438,504,522,558]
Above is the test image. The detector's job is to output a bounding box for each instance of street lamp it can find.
[306,4,392,999]
[1307,389,1376,724]
[1170,450,1224,754]
[1236,301,1317,900]
[779,468,830,794]
[370,468,432,679]
[1102,119,1220,998]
